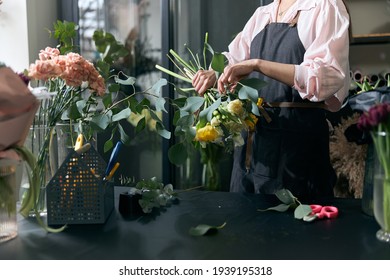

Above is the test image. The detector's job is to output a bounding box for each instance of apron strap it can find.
[263,101,328,109]
[289,10,301,27]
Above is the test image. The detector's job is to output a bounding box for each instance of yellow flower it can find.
[227,99,244,117]
[195,124,219,142]
[245,113,258,131]
[128,109,160,131]
[257,97,264,107]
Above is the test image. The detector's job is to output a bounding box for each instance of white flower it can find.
[210,116,221,127]
[227,99,244,117]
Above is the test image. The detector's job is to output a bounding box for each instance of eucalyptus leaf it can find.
[294,204,313,220]
[189,222,226,236]
[90,114,110,131]
[118,123,131,145]
[151,78,168,96]
[112,107,131,122]
[238,85,259,103]
[114,75,136,86]
[176,114,194,127]
[251,102,261,116]
[156,122,171,139]
[200,97,221,121]
[155,97,168,113]
[181,96,204,113]
[275,189,296,205]
[168,142,188,165]
[108,83,120,93]
[258,203,291,212]
[135,117,146,134]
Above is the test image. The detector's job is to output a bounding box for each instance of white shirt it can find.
[223,0,350,112]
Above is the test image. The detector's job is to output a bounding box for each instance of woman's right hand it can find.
[192,69,216,96]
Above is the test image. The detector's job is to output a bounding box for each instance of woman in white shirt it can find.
[192,0,350,202]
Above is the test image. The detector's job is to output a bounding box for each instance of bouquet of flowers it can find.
[156,33,267,189]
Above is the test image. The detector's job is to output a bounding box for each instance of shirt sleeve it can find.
[223,7,271,64]
[294,0,350,111]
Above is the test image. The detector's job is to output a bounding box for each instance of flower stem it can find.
[155,64,192,84]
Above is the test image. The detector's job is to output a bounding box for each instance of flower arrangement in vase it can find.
[24,20,170,218]
[358,102,390,242]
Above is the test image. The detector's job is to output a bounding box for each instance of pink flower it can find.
[28,59,62,81]
[88,73,106,96]
[38,47,60,61]
[27,47,106,95]
[358,103,390,132]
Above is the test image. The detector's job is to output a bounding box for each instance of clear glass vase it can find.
[20,122,96,217]
[0,159,21,244]
[373,174,390,243]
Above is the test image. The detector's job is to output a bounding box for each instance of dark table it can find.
[1,187,389,260]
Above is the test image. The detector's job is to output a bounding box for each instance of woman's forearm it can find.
[255,59,295,87]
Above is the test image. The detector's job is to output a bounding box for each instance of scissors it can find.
[303,204,339,222]
[105,141,122,178]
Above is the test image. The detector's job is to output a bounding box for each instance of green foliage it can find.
[258,189,313,220]
[51,20,171,154]
[93,29,130,80]
[52,20,78,54]
[120,176,176,214]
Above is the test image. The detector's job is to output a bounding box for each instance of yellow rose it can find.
[195,124,219,142]
[227,99,244,117]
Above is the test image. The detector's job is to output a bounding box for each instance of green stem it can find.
[155,64,192,84]
[383,179,390,231]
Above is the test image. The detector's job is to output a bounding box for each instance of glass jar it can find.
[0,159,20,243]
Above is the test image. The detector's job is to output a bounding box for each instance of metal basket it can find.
[46,145,114,225]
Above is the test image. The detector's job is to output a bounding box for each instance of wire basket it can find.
[46,145,114,225]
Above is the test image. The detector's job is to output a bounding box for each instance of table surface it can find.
[1,187,390,260]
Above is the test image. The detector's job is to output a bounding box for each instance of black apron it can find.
[230,17,336,202]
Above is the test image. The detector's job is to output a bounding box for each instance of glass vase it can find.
[0,159,21,244]
[21,122,96,217]
[373,174,390,243]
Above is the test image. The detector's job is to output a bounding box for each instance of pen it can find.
[105,141,122,176]
[105,162,120,181]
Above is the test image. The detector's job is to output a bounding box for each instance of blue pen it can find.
[105,141,122,177]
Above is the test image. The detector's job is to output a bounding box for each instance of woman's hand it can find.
[192,69,216,95]
[218,59,258,93]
